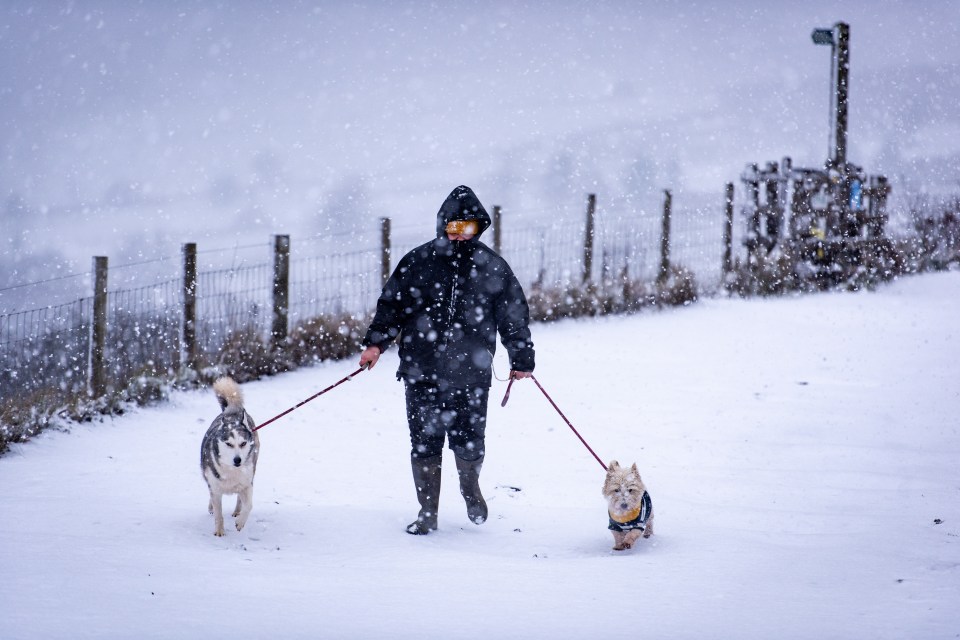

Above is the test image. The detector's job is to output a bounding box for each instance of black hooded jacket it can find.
[362,185,535,388]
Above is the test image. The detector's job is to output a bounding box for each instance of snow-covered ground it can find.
[2,272,959,639]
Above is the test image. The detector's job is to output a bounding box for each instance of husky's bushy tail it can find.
[213,377,244,412]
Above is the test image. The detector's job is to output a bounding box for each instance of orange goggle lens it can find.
[445,220,479,236]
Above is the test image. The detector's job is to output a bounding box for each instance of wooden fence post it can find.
[583,193,596,283]
[380,217,392,287]
[492,205,502,255]
[182,242,198,374]
[658,189,672,286]
[271,234,290,350]
[90,256,108,398]
[723,182,735,276]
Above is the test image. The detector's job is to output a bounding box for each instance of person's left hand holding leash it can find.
[501,369,532,407]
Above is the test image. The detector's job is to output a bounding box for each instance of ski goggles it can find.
[445,220,479,236]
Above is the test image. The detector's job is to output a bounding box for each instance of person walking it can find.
[359,185,535,535]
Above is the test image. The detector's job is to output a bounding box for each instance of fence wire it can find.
[104,279,182,388]
[290,249,380,322]
[196,263,272,356]
[0,298,90,403]
[1,200,732,405]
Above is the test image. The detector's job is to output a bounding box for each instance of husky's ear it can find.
[608,460,620,472]
[630,463,640,475]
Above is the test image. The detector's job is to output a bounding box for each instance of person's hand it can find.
[510,370,532,379]
[360,345,382,370]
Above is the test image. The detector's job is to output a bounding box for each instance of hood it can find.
[435,185,492,239]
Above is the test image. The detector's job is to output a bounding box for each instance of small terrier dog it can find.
[603,460,654,551]
[200,377,260,536]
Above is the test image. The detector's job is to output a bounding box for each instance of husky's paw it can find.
[214,528,225,537]
[232,506,241,518]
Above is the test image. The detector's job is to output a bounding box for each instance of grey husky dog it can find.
[200,377,260,536]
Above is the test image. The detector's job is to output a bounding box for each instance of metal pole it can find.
[830,22,850,168]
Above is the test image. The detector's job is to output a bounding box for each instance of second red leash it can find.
[501,374,607,471]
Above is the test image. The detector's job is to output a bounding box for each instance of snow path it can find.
[2,272,959,639]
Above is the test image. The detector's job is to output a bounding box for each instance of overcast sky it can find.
[3,0,959,270]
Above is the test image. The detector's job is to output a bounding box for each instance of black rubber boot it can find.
[407,454,441,535]
[455,455,487,525]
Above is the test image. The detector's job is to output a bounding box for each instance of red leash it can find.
[500,377,516,407]
[501,374,607,471]
[254,364,368,431]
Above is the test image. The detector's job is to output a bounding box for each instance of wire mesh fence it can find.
[0,194,732,410]
[501,208,725,291]
[290,248,381,322]
[1,298,91,404]
[195,263,272,356]
[104,279,182,387]
[670,207,726,290]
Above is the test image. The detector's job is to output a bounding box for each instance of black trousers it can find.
[404,381,489,461]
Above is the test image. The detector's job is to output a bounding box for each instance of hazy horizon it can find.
[3,0,959,299]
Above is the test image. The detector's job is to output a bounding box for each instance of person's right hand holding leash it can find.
[359,345,381,371]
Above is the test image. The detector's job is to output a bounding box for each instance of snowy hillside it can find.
[2,271,958,639]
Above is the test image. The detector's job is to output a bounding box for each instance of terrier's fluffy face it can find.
[603,460,646,516]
